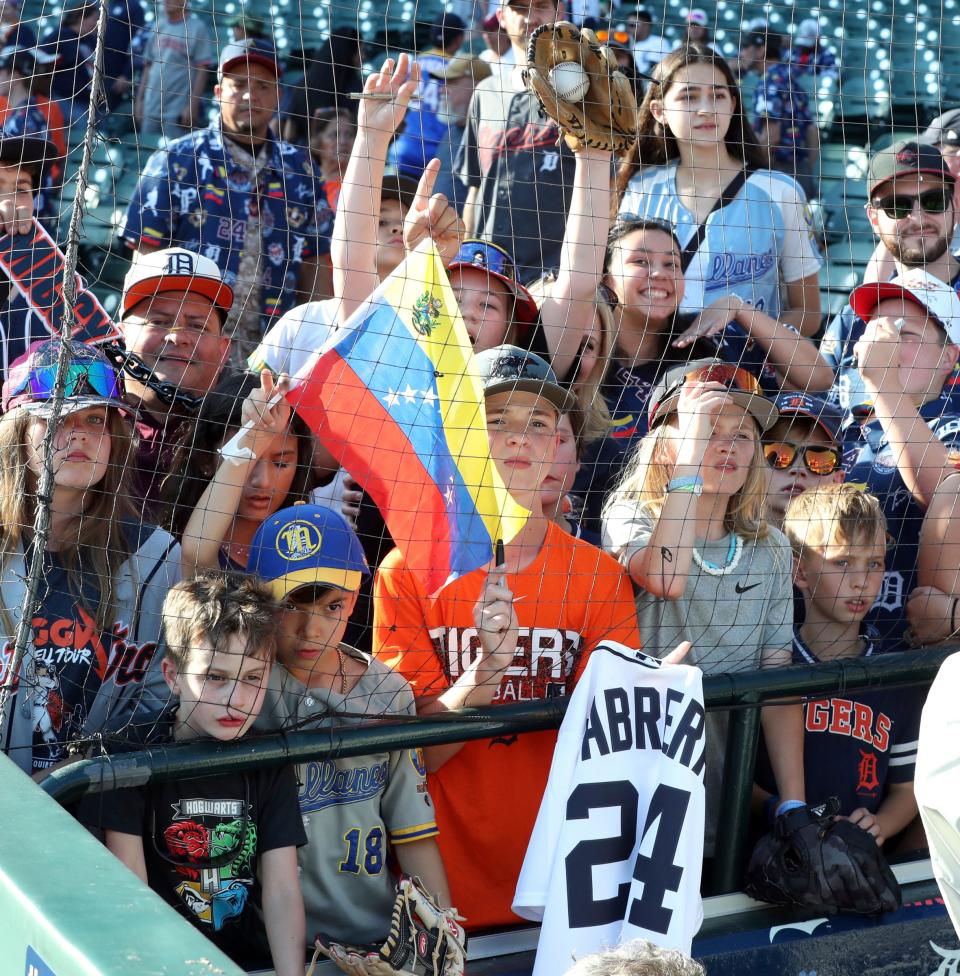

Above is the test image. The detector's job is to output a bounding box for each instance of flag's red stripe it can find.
[289,351,453,591]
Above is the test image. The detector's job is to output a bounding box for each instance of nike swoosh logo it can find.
[735,581,761,593]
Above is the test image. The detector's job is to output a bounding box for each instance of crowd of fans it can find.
[0,0,958,970]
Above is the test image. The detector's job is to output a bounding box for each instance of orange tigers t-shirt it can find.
[373,523,641,930]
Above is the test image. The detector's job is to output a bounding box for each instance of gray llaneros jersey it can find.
[256,645,439,945]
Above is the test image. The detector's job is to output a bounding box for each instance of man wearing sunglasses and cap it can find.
[840,269,960,646]
[864,113,960,288]
[823,140,960,424]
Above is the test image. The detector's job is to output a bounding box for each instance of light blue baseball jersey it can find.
[618,163,823,316]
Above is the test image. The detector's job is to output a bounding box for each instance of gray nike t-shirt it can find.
[603,503,794,850]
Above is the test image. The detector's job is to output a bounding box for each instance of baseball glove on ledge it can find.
[524,20,639,156]
[745,799,902,916]
[309,876,467,976]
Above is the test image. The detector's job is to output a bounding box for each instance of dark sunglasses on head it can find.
[871,188,952,220]
[764,441,841,475]
[685,362,763,396]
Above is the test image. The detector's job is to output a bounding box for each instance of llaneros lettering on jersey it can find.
[580,685,706,776]
[805,698,891,752]
[430,626,582,701]
[299,758,390,813]
[707,250,776,289]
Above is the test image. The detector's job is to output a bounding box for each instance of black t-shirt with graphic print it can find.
[79,709,306,968]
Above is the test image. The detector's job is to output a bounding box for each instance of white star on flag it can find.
[421,389,438,407]
[383,389,401,408]
[401,385,419,404]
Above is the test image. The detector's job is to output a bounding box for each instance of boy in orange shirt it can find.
[373,346,643,931]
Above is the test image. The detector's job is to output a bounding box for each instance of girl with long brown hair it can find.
[616,45,823,340]
[0,340,180,776]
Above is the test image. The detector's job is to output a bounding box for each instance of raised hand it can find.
[853,317,902,394]
[233,369,292,459]
[472,567,518,680]
[355,53,421,140]
[675,380,731,449]
[403,158,465,265]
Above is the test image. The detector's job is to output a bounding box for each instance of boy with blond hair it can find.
[80,572,307,975]
[756,484,922,846]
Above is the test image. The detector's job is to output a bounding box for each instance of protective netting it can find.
[0,0,956,963]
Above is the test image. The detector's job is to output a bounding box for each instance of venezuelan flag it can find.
[287,241,529,594]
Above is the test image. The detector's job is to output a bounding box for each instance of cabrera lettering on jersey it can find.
[580,685,706,776]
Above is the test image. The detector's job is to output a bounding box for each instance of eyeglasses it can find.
[871,188,952,220]
[684,362,763,396]
[10,358,121,405]
[764,441,841,475]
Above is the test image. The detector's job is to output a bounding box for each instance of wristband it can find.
[218,427,258,463]
[666,475,704,496]
[764,794,780,823]
[775,799,806,817]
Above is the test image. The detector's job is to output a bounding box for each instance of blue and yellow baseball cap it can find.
[247,503,369,600]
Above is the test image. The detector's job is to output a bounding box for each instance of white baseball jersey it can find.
[513,642,705,976]
[915,651,960,937]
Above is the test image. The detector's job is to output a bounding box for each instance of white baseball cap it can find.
[686,8,708,25]
[850,269,960,344]
[795,18,820,45]
[121,247,235,321]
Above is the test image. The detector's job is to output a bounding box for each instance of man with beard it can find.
[822,140,960,436]
[122,38,333,366]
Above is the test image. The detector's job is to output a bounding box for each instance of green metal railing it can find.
[43,645,957,896]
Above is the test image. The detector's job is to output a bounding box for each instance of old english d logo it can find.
[166,251,196,275]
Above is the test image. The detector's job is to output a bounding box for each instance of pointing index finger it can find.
[413,158,440,210]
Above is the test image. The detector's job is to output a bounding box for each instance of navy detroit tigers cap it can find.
[770,392,843,444]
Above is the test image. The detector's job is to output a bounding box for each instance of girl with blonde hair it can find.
[602,358,805,853]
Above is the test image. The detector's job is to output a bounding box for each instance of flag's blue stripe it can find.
[333,304,494,576]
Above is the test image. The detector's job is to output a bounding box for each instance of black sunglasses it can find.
[871,188,952,220]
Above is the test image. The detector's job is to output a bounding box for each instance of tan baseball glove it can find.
[309,877,467,976]
[524,20,639,156]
